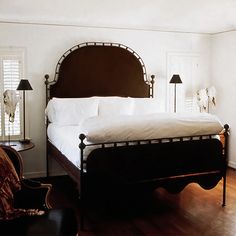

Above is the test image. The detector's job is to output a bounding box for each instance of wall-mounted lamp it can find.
[17,79,33,143]
[169,74,182,112]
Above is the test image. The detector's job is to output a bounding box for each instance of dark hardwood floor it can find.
[41,168,236,236]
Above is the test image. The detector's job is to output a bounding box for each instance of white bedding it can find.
[47,124,82,167]
[47,112,223,168]
[47,124,101,168]
[82,113,223,143]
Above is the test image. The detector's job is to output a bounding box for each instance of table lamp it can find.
[17,79,33,143]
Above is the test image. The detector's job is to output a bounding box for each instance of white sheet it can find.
[47,112,223,168]
[47,124,82,167]
[47,124,101,168]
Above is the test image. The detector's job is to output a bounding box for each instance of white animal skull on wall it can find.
[196,86,216,112]
[196,88,208,111]
[206,86,216,106]
[3,90,19,123]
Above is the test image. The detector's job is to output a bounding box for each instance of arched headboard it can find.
[45,42,154,100]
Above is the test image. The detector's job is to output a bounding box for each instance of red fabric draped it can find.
[0,147,44,220]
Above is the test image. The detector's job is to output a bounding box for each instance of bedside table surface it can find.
[0,140,35,152]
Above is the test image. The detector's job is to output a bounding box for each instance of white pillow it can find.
[98,97,134,116]
[45,97,99,125]
[132,98,159,115]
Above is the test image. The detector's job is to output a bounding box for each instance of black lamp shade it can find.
[16,79,33,91]
[169,74,182,84]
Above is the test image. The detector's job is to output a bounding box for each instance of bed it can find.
[44,42,229,230]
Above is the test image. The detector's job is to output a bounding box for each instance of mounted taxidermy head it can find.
[3,90,19,123]
[206,86,216,106]
[196,88,208,111]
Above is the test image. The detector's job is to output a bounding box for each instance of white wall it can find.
[0,22,211,177]
[211,31,236,168]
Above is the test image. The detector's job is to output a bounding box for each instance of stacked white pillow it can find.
[132,98,159,115]
[98,96,134,116]
[46,96,160,125]
[45,97,99,125]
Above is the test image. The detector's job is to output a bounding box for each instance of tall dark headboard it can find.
[45,42,154,100]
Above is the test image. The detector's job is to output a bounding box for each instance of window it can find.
[0,48,25,141]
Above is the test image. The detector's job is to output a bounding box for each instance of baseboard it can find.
[228,161,236,169]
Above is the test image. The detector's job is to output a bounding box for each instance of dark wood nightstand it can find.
[0,140,35,152]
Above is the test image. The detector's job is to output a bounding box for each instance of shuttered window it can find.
[0,49,24,141]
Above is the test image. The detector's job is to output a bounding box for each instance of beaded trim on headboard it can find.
[45,42,155,101]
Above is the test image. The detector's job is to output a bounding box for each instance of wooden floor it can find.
[43,168,236,236]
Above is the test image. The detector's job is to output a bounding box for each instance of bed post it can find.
[149,75,155,98]
[222,124,230,207]
[79,134,86,230]
[44,74,50,177]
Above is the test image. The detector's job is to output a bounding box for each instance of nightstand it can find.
[0,140,35,152]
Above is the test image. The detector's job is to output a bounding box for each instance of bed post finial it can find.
[224,124,229,133]
[79,134,86,150]
[151,75,155,85]
[44,74,49,85]
[150,75,155,98]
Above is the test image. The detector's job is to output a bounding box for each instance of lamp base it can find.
[19,138,31,144]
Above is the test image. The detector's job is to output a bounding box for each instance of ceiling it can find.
[1,0,236,34]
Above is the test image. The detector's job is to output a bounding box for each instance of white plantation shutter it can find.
[0,50,24,141]
[185,97,194,112]
[185,97,199,113]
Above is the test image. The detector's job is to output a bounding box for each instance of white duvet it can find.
[47,112,223,168]
[81,113,223,143]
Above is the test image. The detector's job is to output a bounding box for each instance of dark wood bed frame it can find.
[45,42,229,230]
